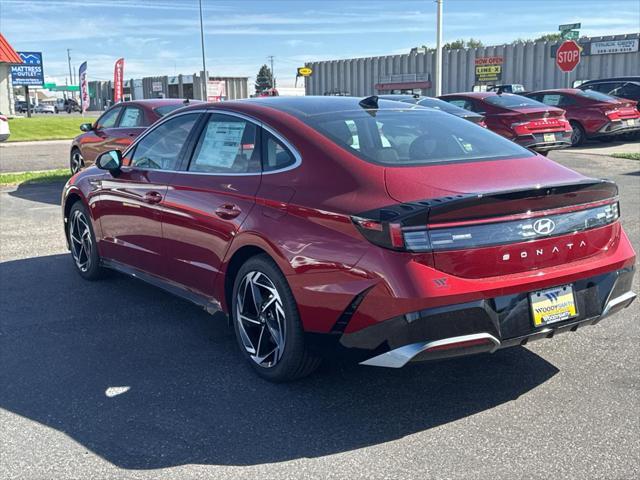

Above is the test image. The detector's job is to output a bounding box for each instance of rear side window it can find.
[154,104,184,116]
[188,114,260,174]
[119,107,144,127]
[129,113,199,170]
[306,109,534,166]
[262,131,296,172]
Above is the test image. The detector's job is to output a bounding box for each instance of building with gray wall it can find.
[88,73,249,110]
[305,34,639,97]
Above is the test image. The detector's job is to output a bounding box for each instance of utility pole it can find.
[67,48,74,99]
[267,55,275,88]
[198,0,207,100]
[434,0,443,96]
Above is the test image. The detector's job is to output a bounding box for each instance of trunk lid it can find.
[382,157,620,278]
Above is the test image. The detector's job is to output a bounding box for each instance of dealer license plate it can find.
[529,284,578,327]
[543,133,556,142]
[626,119,636,126]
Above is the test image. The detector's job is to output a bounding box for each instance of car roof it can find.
[180,95,430,118]
[527,88,581,94]
[580,77,640,85]
[122,98,199,109]
[440,92,502,99]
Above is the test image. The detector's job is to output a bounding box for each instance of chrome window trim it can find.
[121,108,302,177]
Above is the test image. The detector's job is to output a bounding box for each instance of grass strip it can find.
[0,169,70,186]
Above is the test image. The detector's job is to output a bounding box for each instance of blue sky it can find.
[2,0,639,87]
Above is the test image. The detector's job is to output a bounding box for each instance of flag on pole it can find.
[113,57,124,103]
[79,61,89,114]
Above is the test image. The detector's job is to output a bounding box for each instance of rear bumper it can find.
[516,131,572,151]
[595,119,640,136]
[339,266,636,367]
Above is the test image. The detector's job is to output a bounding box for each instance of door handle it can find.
[215,204,242,219]
[143,191,163,204]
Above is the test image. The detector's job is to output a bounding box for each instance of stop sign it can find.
[556,40,581,72]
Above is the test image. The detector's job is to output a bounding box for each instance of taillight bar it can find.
[353,201,619,253]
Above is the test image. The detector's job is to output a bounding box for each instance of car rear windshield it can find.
[154,104,184,116]
[304,108,534,166]
[483,94,545,109]
[575,89,618,103]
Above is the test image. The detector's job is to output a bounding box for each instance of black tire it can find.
[570,121,585,147]
[70,148,84,174]
[231,254,321,382]
[67,202,104,280]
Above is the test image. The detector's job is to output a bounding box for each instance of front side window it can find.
[119,106,144,127]
[129,113,199,170]
[189,114,260,174]
[97,107,121,129]
[305,109,534,166]
[444,98,475,111]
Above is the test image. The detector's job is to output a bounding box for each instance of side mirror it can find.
[96,150,122,172]
[80,123,94,132]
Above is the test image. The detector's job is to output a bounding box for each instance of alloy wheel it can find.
[69,209,92,272]
[235,271,286,368]
[71,150,84,174]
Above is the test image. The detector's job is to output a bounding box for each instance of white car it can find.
[0,113,10,142]
[35,104,57,114]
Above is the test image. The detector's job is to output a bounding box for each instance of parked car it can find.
[0,113,10,142]
[34,103,57,114]
[378,94,486,126]
[439,92,572,153]
[577,77,640,108]
[69,98,198,174]
[15,101,34,114]
[526,88,640,146]
[61,96,636,382]
[62,98,81,113]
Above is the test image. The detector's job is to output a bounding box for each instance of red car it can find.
[61,96,636,382]
[439,92,572,153]
[526,88,640,146]
[69,99,199,174]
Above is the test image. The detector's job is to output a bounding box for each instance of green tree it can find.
[466,38,484,48]
[255,64,273,95]
[535,33,563,42]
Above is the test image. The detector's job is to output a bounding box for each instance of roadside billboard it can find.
[474,56,503,84]
[10,51,44,86]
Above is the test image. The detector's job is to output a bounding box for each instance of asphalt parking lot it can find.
[0,150,638,479]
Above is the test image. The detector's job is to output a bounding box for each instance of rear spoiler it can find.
[358,179,618,227]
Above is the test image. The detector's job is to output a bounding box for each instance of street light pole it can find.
[67,48,74,99]
[199,0,207,100]
[434,0,443,96]
[268,55,275,89]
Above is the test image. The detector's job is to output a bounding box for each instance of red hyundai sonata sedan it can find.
[61,96,636,382]
[69,98,199,174]
[526,88,640,146]
[439,92,572,153]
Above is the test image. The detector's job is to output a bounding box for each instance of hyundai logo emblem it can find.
[533,218,556,235]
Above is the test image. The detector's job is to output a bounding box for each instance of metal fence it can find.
[305,33,640,96]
